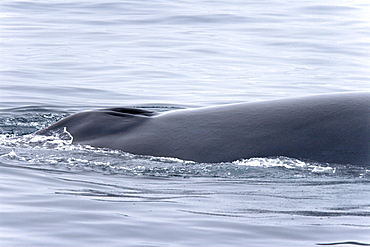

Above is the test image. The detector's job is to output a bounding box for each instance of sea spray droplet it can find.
[1,150,18,159]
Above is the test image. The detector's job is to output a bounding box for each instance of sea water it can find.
[1,0,370,246]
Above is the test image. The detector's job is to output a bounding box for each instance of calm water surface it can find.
[1,0,370,246]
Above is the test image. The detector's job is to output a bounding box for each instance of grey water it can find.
[1,0,370,246]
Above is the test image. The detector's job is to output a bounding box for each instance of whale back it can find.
[148,93,370,165]
[36,108,155,142]
[36,93,370,166]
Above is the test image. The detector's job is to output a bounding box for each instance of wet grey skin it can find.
[36,92,370,166]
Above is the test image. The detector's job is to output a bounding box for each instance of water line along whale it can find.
[36,93,370,166]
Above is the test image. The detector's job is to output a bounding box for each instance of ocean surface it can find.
[1,0,370,246]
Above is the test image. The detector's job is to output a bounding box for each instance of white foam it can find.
[311,166,335,173]
[234,156,337,174]
[234,156,308,169]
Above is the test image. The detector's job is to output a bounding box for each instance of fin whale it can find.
[36,92,370,166]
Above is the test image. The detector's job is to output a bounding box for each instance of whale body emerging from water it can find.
[36,93,370,166]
